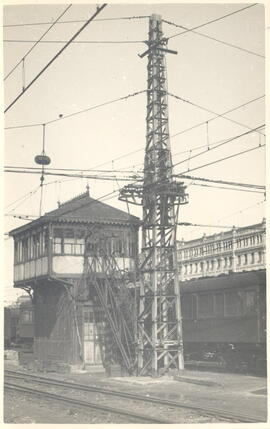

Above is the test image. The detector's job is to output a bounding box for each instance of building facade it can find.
[177,219,266,281]
[9,189,140,369]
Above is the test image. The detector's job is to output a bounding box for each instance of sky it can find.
[3,2,267,303]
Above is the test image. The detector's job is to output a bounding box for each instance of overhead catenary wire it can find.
[5,166,265,194]
[5,185,41,214]
[177,143,265,176]
[215,199,265,223]
[168,4,258,40]
[4,5,264,231]
[5,165,140,174]
[4,169,140,181]
[140,4,259,56]
[5,141,265,212]
[172,124,265,170]
[4,187,124,222]
[4,95,264,187]
[5,185,40,209]
[4,89,146,130]
[4,4,72,81]
[162,18,264,59]
[5,179,62,210]
[85,95,265,172]
[3,15,150,27]
[170,95,265,139]
[178,222,235,229]
[190,182,264,194]
[167,92,265,137]
[4,39,145,44]
[150,125,265,177]
[4,4,107,113]
[179,174,265,190]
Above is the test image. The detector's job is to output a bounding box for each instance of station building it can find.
[9,189,140,369]
[177,219,266,281]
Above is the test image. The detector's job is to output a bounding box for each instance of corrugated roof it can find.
[9,191,141,236]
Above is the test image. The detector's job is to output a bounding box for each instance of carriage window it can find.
[181,295,193,319]
[214,293,224,316]
[198,293,214,318]
[21,310,33,323]
[245,290,256,313]
[224,292,242,316]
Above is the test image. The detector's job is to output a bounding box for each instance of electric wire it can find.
[4,169,139,181]
[168,4,258,40]
[4,89,146,129]
[190,182,264,194]
[5,142,265,212]
[4,39,145,44]
[86,94,264,171]
[167,92,265,136]
[4,187,123,222]
[170,95,265,139]
[4,4,72,81]
[5,94,263,195]
[151,126,265,176]
[162,19,264,59]
[5,165,139,174]
[179,174,265,190]
[177,143,265,176]
[4,3,265,225]
[172,124,265,169]
[216,199,265,222]
[3,15,150,28]
[178,222,234,229]
[4,4,107,113]
[5,186,40,209]
[5,179,62,210]
[5,185,41,214]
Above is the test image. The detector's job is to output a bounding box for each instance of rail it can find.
[5,369,265,423]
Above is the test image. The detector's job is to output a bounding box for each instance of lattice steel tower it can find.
[120,14,188,376]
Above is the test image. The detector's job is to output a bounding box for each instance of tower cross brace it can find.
[119,14,188,376]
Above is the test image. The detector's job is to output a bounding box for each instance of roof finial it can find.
[86,182,90,195]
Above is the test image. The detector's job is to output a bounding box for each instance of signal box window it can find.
[53,228,85,255]
[53,228,63,254]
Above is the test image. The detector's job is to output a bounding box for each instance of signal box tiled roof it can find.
[10,190,141,236]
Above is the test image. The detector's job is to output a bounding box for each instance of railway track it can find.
[5,369,265,424]
[5,381,168,424]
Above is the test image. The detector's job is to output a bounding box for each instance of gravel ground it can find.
[4,360,268,424]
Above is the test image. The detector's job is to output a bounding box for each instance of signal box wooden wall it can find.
[9,190,140,367]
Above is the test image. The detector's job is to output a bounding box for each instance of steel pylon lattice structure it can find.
[79,226,137,374]
[119,14,188,376]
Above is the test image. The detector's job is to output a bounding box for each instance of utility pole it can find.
[119,14,188,376]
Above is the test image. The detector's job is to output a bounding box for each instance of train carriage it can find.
[180,269,266,373]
